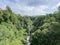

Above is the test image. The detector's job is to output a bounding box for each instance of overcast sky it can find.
[0,0,60,16]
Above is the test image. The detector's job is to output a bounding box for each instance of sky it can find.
[0,0,60,16]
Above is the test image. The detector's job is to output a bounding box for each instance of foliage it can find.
[0,6,60,45]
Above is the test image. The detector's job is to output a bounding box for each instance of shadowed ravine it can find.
[27,29,31,45]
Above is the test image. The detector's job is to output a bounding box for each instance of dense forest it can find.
[0,6,60,45]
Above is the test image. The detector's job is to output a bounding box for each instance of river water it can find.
[27,36,30,45]
[27,30,31,45]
